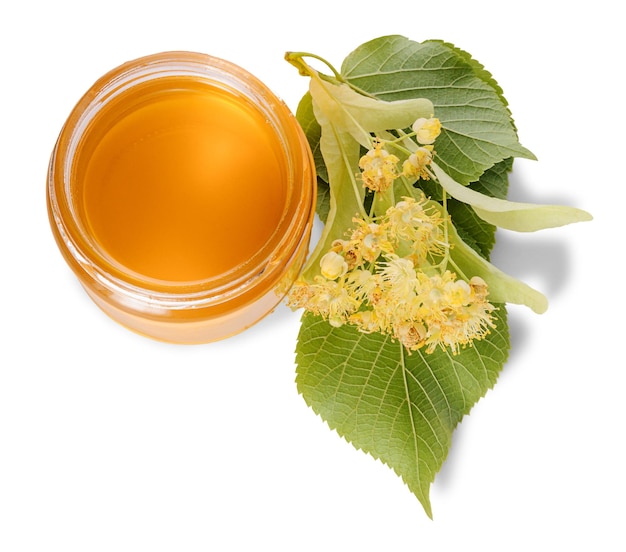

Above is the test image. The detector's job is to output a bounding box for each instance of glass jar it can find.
[47,52,316,344]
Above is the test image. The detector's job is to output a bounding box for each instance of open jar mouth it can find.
[47,52,316,338]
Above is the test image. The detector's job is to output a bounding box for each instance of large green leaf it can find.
[341,35,536,184]
[296,308,510,518]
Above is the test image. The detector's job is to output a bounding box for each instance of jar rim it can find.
[48,51,316,310]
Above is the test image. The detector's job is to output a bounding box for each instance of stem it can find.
[385,138,414,158]
[385,129,420,152]
[400,175,416,197]
[285,51,382,100]
[447,257,470,281]
[395,129,421,153]
[284,51,343,81]
[440,191,451,271]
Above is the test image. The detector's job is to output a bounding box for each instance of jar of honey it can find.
[47,52,316,343]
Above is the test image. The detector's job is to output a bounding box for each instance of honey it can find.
[48,52,316,343]
[80,78,287,283]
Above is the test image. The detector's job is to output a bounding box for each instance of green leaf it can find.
[293,94,333,223]
[340,35,536,184]
[424,39,511,121]
[315,178,331,224]
[296,309,510,518]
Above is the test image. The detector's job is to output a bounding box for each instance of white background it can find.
[1,1,623,550]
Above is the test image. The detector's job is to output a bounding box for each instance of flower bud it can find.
[320,251,348,280]
[412,117,442,145]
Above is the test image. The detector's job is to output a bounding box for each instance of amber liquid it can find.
[78,77,287,283]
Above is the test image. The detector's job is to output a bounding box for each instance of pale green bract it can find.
[443,211,548,314]
[432,162,592,232]
[288,63,435,281]
[285,35,591,517]
[308,77,435,149]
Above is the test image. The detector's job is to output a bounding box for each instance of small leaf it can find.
[296,92,327,183]
[432,163,593,232]
[296,309,510,518]
[315,179,331,223]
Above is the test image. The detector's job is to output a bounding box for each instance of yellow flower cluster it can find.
[357,117,441,192]
[288,193,496,354]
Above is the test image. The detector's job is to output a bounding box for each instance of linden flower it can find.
[315,278,360,328]
[331,239,362,270]
[385,196,446,263]
[358,143,400,192]
[286,279,316,311]
[378,256,419,302]
[385,195,438,236]
[345,269,379,302]
[402,145,434,180]
[419,272,496,354]
[412,117,442,145]
[349,309,382,334]
[469,276,489,300]
[349,219,393,262]
[288,276,359,328]
[320,251,348,280]
[392,320,427,351]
